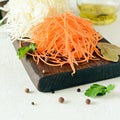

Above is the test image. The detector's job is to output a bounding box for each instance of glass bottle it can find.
[77,0,120,25]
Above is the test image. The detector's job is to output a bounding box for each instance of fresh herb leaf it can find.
[29,43,36,52]
[97,42,120,62]
[17,43,36,59]
[106,84,115,93]
[17,46,29,59]
[85,84,115,97]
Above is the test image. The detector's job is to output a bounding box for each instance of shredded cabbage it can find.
[0,0,69,40]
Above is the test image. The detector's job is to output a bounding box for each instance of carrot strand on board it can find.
[28,12,102,75]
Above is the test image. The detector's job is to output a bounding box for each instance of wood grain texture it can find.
[13,38,120,92]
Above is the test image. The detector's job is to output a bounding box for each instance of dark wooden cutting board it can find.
[13,38,120,92]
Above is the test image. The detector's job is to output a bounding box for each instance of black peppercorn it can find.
[31,102,35,105]
[51,90,55,94]
[77,88,81,92]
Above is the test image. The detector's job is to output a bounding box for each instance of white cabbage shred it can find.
[0,0,69,40]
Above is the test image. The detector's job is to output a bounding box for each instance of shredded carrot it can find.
[28,12,102,75]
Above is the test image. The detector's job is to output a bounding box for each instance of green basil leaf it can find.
[17,43,36,59]
[85,84,115,97]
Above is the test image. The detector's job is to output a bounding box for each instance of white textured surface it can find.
[0,0,120,120]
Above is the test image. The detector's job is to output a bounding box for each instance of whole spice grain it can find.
[77,88,81,92]
[51,90,55,94]
[31,102,35,105]
[85,99,91,105]
[58,97,64,103]
[25,88,30,93]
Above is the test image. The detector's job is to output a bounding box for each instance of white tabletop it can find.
[0,1,120,120]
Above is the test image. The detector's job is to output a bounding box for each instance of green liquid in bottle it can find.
[77,4,117,25]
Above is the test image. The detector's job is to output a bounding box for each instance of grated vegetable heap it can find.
[0,0,69,40]
[28,12,102,75]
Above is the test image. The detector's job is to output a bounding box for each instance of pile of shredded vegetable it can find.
[0,0,69,40]
[28,12,102,75]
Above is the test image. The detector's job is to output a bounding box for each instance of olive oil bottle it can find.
[77,0,119,25]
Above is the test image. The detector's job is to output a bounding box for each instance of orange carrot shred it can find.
[28,12,102,75]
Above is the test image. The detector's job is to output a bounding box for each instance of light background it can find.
[0,0,120,120]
